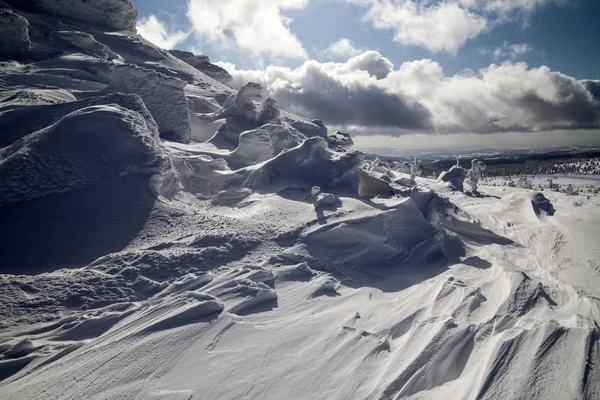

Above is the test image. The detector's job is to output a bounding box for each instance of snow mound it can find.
[141,292,224,333]
[205,266,277,315]
[6,0,138,32]
[0,9,30,59]
[0,92,157,147]
[245,137,362,192]
[0,88,76,110]
[102,64,191,143]
[0,104,171,205]
[302,198,444,273]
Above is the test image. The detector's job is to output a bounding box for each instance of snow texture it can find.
[5,0,138,32]
[0,9,30,59]
[102,64,192,143]
[2,3,600,400]
[0,104,169,205]
[168,49,232,85]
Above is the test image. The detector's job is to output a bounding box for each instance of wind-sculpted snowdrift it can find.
[1,2,600,400]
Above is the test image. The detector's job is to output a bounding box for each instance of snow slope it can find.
[1,2,600,400]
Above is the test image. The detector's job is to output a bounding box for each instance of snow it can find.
[0,9,30,59]
[5,0,138,32]
[2,3,600,400]
[102,64,191,143]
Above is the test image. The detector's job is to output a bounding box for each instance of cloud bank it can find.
[218,51,600,135]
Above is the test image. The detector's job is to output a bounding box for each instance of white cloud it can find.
[359,0,487,53]
[348,0,574,53]
[186,0,308,60]
[492,41,533,60]
[324,39,363,58]
[136,15,189,50]
[222,51,600,134]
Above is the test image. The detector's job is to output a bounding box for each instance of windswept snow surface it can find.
[2,3,600,400]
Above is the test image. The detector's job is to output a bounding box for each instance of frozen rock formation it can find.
[0,93,158,146]
[230,128,275,167]
[0,9,31,59]
[0,104,172,205]
[439,165,468,191]
[261,124,303,154]
[289,119,327,139]
[517,176,533,189]
[463,159,486,193]
[168,50,232,85]
[245,137,361,191]
[102,64,191,143]
[398,162,412,174]
[311,186,338,208]
[531,192,555,216]
[256,97,281,125]
[55,31,116,60]
[5,0,138,32]
[326,130,354,150]
[410,157,422,182]
[203,82,263,122]
[358,168,394,198]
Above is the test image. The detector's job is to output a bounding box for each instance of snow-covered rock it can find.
[256,97,281,125]
[55,31,115,60]
[0,92,158,146]
[5,0,138,31]
[102,64,191,143]
[0,9,31,59]
[289,118,327,139]
[358,168,393,198]
[245,137,361,191]
[516,176,533,189]
[326,130,354,150]
[463,159,486,193]
[168,49,232,85]
[531,192,555,216]
[204,82,263,122]
[231,128,275,166]
[0,104,172,205]
[261,123,303,154]
[438,165,468,190]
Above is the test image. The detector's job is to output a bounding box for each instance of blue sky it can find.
[132,0,600,150]
[132,0,599,79]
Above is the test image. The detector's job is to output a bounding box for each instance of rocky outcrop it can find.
[256,97,281,125]
[168,50,233,85]
[0,9,31,59]
[5,0,138,32]
[102,64,191,143]
[54,31,116,60]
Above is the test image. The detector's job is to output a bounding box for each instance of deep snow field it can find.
[1,2,600,400]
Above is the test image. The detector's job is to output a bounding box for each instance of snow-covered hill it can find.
[1,2,600,399]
